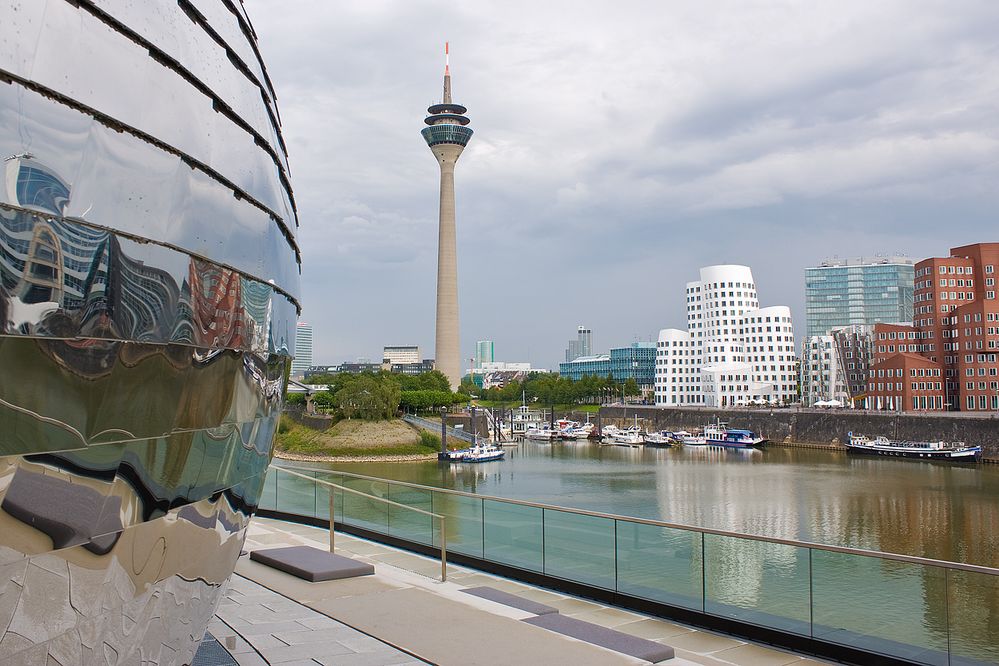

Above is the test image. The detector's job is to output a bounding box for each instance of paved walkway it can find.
[207,575,423,665]
[217,518,832,666]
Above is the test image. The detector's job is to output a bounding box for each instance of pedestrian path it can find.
[227,517,832,666]
[204,574,424,665]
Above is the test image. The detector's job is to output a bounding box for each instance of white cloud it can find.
[252,0,999,365]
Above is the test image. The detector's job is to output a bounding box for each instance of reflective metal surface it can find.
[0,0,299,662]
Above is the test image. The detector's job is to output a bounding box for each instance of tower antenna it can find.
[443,42,452,104]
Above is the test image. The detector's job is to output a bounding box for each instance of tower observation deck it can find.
[423,42,472,389]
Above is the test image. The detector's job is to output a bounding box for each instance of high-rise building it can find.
[804,256,914,339]
[292,322,314,378]
[655,265,797,407]
[565,325,592,362]
[423,43,473,388]
[474,340,495,368]
[865,242,999,412]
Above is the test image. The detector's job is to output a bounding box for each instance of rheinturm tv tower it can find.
[422,42,472,388]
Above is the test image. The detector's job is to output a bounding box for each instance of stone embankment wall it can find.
[283,407,336,431]
[598,406,999,461]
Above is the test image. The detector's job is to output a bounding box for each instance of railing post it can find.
[439,515,447,582]
[330,488,335,553]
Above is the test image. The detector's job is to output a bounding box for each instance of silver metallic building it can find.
[0,1,300,663]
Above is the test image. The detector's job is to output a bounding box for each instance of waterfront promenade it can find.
[212,517,831,665]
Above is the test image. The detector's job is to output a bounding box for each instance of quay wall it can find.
[598,406,999,461]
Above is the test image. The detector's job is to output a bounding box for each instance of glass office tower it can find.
[804,257,914,338]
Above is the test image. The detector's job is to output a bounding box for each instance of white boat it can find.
[442,448,471,461]
[460,444,506,463]
[525,425,558,441]
[603,425,645,446]
[847,433,981,462]
[680,431,707,445]
[644,431,677,447]
[558,420,594,440]
[703,422,767,448]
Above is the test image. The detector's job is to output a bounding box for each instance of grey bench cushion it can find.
[460,586,559,615]
[250,546,374,582]
[1,468,122,555]
[524,613,674,662]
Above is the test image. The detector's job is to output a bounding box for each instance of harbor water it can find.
[286,441,999,568]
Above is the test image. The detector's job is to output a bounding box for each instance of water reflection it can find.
[1,198,294,354]
[326,442,999,568]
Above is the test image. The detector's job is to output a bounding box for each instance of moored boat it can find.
[602,425,645,446]
[704,422,767,448]
[644,431,677,447]
[459,444,506,463]
[846,433,982,462]
[525,425,558,441]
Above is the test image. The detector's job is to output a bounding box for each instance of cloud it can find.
[252,0,999,366]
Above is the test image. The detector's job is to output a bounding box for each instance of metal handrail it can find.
[274,463,999,577]
[276,468,448,582]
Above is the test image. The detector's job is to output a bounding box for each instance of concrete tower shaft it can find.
[423,43,472,389]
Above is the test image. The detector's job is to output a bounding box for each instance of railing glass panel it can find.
[543,510,616,589]
[482,499,543,572]
[388,483,434,546]
[432,491,483,557]
[274,468,317,517]
[259,467,277,510]
[703,534,811,635]
[811,550,948,665]
[947,569,999,666]
[340,476,390,533]
[616,521,703,611]
[262,465,999,666]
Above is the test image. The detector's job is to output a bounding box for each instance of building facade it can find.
[474,340,495,368]
[292,322,314,378]
[383,345,420,365]
[804,256,914,339]
[800,325,878,407]
[864,243,999,412]
[559,343,656,389]
[565,325,593,362]
[655,265,797,407]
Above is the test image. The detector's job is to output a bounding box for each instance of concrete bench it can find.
[524,613,674,662]
[249,546,374,582]
[459,586,559,615]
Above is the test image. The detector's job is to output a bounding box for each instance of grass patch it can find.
[276,417,444,457]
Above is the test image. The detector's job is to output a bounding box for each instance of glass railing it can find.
[259,465,999,666]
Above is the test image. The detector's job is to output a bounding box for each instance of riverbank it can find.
[274,450,440,463]
[600,405,999,461]
[275,417,443,459]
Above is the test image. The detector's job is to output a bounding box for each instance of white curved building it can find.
[656,265,797,407]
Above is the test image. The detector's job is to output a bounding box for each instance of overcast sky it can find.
[251,0,999,369]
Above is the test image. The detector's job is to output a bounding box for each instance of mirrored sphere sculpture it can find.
[0,1,300,662]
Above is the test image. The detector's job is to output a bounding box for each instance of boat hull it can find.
[0,1,299,663]
[846,445,982,462]
[706,438,768,449]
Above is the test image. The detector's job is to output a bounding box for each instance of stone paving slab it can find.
[210,574,422,665]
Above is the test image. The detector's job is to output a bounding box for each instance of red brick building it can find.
[869,242,999,412]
